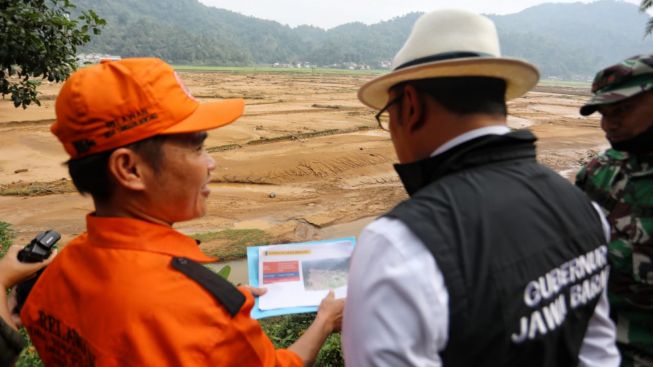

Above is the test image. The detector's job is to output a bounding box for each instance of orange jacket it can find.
[21,215,302,367]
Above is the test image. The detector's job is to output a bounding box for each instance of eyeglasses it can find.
[375,94,403,131]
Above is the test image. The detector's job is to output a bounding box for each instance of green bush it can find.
[260,313,344,366]
[16,330,43,367]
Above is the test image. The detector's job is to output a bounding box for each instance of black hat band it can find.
[394,51,493,71]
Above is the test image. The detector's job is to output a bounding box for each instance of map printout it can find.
[248,237,354,317]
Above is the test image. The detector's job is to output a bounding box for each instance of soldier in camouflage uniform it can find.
[576,54,653,366]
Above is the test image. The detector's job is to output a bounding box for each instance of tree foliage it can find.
[643,0,653,35]
[0,0,105,108]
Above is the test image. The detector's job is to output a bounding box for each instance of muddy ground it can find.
[0,72,608,254]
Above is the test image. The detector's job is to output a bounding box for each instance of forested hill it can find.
[74,0,652,79]
[490,1,652,78]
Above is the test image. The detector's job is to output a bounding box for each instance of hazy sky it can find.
[198,0,642,29]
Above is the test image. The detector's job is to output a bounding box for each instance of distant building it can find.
[77,53,122,66]
[271,61,372,70]
[340,62,372,70]
[273,62,294,68]
[378,60,392,69]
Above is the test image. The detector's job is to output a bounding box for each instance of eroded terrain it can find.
[0,72,607,252]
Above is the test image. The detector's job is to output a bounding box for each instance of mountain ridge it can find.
[74,0,653,78]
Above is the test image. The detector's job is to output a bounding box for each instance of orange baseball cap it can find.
[52,57,245,159]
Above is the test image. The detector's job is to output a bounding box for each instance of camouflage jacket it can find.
[576,149,653,359]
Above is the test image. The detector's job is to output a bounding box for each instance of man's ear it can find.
[401,85,425,133]
[107,148,148,192]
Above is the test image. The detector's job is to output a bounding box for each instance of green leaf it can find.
[217,265,231,280]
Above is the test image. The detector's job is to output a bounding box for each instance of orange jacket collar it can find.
[85,214,216,262]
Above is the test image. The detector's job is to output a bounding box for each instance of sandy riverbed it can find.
[0,72,607,252]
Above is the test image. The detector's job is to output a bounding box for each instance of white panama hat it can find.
[358,9,540,109]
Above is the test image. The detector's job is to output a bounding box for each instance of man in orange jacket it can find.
[20,58,343,366]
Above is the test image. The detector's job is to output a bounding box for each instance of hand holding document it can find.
[247,237,355,319]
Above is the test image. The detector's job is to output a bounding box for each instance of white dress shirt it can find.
[343,127,620,367]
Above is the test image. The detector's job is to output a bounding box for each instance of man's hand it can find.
[0,245,57,331]
[315,290,345,333]
[238,285,267,297]
[0,245,57,289]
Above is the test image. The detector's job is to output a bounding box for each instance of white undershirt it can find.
[431,125,511,156]
[343,127,620,367]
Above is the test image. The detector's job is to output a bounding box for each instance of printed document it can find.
[251,238,354,312]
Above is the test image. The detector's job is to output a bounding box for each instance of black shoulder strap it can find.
[171,257,246,317]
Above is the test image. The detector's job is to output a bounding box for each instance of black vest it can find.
[387,130,608,367]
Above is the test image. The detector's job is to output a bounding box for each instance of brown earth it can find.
[0,72,607,252]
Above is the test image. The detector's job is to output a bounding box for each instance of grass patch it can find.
[260,313,343,366]
[0,221,14,256]
[206,143,242,153]
[0,179,76,197]
[173,65,384,76]
[193,229,272,260]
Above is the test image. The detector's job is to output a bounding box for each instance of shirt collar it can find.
[85,214,216,262]
[395,129,537,196]
[431,125,511,157]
